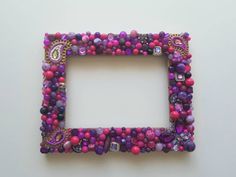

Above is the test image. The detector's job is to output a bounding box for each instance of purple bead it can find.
[176,63,186,73]
[119,31,127,38]
[186,115,194,124]
[159,131,175,143]
[169,73,175,80]
[58,65,65,72]
[95,145,104,155]
[184,141,195,152]
[175,122,184,134]
[44,39,50,46]
[178,91,187,100]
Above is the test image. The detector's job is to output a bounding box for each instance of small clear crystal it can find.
[153,46,162,56]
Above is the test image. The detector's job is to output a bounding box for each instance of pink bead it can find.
[185,65,191,72]
[148,141,155,148]
[125,128,131,135]
[116,49,122,55]
[113,40,119,46]
[82,146,89,153]
[107,42,113,48]
[41,115,47,121]
[133,49,139,55]
[170,111,180,121]
[99,134,106,140]
[125,41,131,47]
[136,43,142,49]
[44,71,54,80]
[101,33,107,40]
[90,45,96,51]
[131,146,140,155]
[130,30,138,38]
[55,32,61,39]
[53,119,59,126]
[84,132,90,139]
[70,136,80,145]
[58,77,65,82]
[153,34,159,39]
[185,78,194,86]
[45,88,51,94]
[179,146,184,151]
[115,128,122,135]
[137,141,144,148]
[46,118,53,124]
[149,42,155,49]
[136,128,142,133]
[71,39,77,45]
[103,128,110,135]
[143,51,147,56]
[82,35,89,42]
[89,34,95,40]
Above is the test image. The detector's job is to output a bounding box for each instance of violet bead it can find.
[186,115,194,124]
[184,141,195,152]
[176,63,186,73]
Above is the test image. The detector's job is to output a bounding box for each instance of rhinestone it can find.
[107,33,114,41]
[175,72,185,81]
[153,46,162,56]
[110,142,120,152]
[173,144,179,151]
[79,47,86,56]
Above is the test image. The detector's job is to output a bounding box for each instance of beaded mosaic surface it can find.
[40,30,195,154]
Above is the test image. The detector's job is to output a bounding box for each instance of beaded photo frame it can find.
[40,31,195,155]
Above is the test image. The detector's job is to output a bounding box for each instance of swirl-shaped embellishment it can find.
[168,34,189,57]
[42,128,70,149]
[45,40,71,64]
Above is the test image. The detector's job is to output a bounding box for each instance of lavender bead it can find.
[186,115,194,124]
[156,143,163,151]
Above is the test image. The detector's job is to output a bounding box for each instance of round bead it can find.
[185,78,194,86]
[130,30,138,38]
[70,136,80,145]
[131,146,140,155]
[184,141,196,152]
[44,71,54,80]
[170,111,180,121]
[63,141,72,150]
[186,115,194,124]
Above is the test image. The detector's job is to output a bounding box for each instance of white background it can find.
[0,0,236,177]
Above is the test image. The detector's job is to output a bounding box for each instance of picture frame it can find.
[40,31,195,155]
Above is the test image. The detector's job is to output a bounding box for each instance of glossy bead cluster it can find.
[40,30,195,154]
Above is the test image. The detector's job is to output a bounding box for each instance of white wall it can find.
[0,0,236,177]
